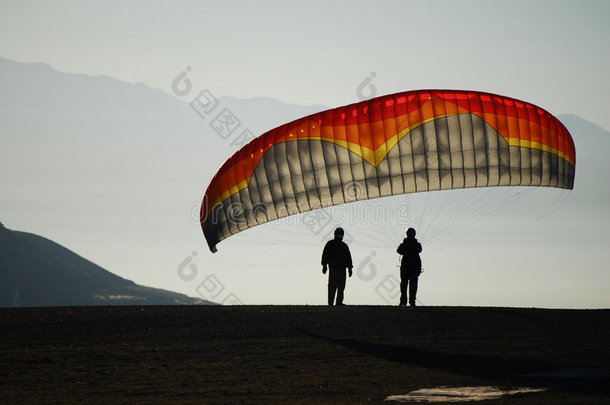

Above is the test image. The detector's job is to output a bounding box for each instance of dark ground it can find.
[1,306,609,404]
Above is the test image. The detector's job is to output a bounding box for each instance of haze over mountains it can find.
[1,56,609,307]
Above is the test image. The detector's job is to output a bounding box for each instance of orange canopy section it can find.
[201,89,575,252]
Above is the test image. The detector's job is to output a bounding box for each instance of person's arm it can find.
[416,241,422,253]
[346,245,353,277]
[321,242,329,273]
[397,242,406,255]
[346,245,353,269]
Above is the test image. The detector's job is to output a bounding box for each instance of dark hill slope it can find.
[0,222,210,306]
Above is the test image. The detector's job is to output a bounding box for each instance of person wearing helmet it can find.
[321,227,353,305]
[396,227,422,306]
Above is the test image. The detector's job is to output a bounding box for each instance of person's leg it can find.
[399,269,408,306]
[335,270,346,305]
[328,279,336,306]
[336,287,344,305]
[409,276,418,306]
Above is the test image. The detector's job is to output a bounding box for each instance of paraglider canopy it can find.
[201,89,575,252]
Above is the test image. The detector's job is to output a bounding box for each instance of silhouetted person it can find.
[397,228,422,306]
[322,227,353,305]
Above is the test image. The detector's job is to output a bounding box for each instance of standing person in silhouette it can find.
[397,228,422,306]
[322,227,353,306]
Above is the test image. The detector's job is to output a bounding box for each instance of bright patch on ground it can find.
[385,386,547,402]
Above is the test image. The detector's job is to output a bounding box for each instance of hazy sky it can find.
[1,1,609,308]
[1,1,609,130]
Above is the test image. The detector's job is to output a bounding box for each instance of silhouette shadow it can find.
[298,328,562,384]
[470,307,542,322]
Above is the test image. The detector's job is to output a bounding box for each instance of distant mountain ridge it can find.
[2,56,609,307]
[0,222,211,307]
